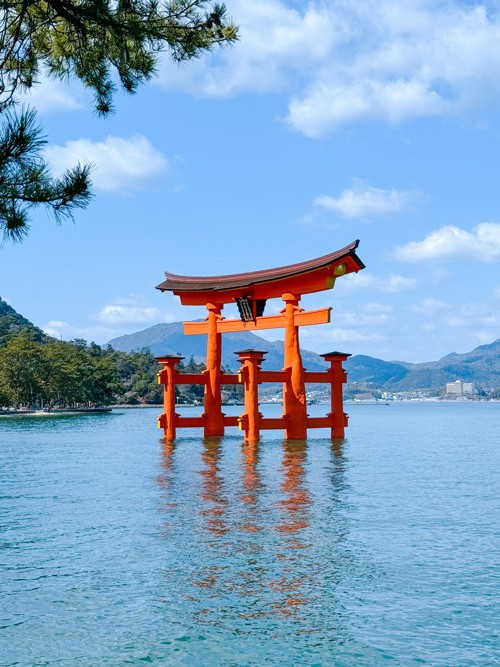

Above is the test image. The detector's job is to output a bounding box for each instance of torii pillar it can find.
[322,351,351,439]
[203,302,225,436]
[282,293,307,439]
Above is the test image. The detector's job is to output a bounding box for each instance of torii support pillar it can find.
[203,302,225,437]
[321,352,351,439]
[157,355,183,440]
[236,349,267,442]
[282,293,307,439]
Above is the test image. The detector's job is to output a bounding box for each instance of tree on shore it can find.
[0,336,46,406]
[0,335,120,408]
[0,1,238,241]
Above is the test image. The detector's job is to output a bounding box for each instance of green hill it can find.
[0,297,48,347]
[344,339,500,390]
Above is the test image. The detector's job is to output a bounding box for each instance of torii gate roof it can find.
[156,240,365,305]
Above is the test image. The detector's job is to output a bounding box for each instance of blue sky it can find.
[2,0,500,363]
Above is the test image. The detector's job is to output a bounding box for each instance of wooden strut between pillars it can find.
[156,349,351,441]
[183,307,331,335]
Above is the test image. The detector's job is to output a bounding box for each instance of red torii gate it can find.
[155,240,365,441]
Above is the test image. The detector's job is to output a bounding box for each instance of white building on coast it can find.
[445,380,475,396]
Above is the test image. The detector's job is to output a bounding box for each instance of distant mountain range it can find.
[2,297,498,390]
[345,344,500,389]
[107,321,500,390]
[107,322,328,372]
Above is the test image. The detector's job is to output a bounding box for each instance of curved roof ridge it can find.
[157,240,363,293]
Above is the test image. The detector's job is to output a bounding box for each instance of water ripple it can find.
[1,404,499,665]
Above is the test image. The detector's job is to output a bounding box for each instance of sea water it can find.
[1,403,499,666]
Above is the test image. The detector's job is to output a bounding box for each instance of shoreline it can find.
[0,407,113,418]
[2,398,499,419]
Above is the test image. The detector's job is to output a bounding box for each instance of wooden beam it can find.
[260,416,290,430]
[183,307,331,335]
[223,416,239,427]
[220,373,240,385]
[175,373,206,385]
[303,371,332,383]
[259,370,289,383]
[176,416,206,428]
[306,416,333,429]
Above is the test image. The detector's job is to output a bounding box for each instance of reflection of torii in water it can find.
[156,241,365,441]
[176,435,353,625]
[277,440,311,536]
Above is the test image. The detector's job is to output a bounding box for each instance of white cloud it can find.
[441,301,500,329]
[156,0,500,137]
[332,310,391,327]
[21,77,83,113]
[394,223,500,262]
[287,2,500,136]
[95,304,160,324]
[411,298,449,315]
[321,328,385,343]
[338,271,416,293]
[473,329,500,344]
[43,320,116,343]
[300,325,384,347]
[158,1,336,96]
[315,179,421,219]
[43,320,71,337]
[45,135,169,192]
[362,302,394,315]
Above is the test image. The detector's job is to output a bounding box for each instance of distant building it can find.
[445,380,475,395]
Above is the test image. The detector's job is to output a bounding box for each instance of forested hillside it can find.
[2,296,499,409]
[0,297,47,346]
[0,297,192,409]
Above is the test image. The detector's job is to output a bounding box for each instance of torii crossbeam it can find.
[156,240,365,440]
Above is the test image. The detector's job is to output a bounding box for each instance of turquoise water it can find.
[1,403,499,666]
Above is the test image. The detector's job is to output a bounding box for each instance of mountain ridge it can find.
[107,321,500,389]
[2,299,497,390]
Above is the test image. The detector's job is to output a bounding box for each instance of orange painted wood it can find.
[183,308,331,335]
[260,417,290,430]
[238,349,266,441]
[329,360,348,439]
[204,304,225,436]
[176,416,206,427]
[175,373,207,385]
[175,268,336,304]
[294,307,331,326]
[303,371,333,383]
[220,374,240,385]
[184,314,285,334]
[306,416,334,428]
[282,294,308,439]
[156,355,184,439]
[332,413,349,439]
[223,416,239,426]
[259,370,288,383]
